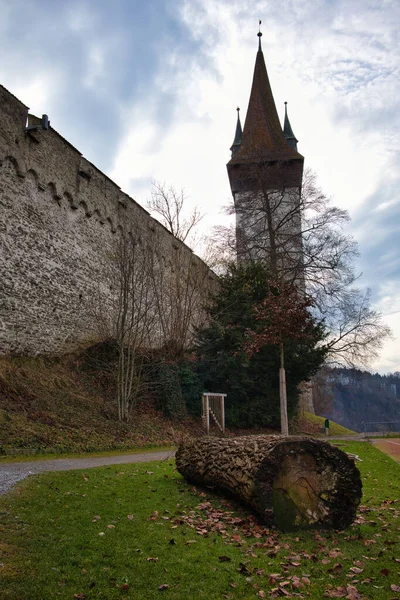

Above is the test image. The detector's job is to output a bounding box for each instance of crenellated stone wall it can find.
[0,85,215,356]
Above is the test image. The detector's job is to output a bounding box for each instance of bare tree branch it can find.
[216,165,391,368]
[147,181,204,246]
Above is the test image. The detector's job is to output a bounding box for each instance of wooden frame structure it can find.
[202,392,227,434]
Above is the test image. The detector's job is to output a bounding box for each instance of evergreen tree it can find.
[195,263,327,428]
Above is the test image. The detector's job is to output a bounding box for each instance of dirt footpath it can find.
[0,449,176,496]
[371,438,400,463]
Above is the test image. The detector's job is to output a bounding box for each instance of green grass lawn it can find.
[1,442,400,599]
[298,412,357,436]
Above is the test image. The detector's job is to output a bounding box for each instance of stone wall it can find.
[0,85,215,356]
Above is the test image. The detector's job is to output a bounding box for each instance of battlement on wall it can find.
[0,85,215,357]
[0,84,209,271]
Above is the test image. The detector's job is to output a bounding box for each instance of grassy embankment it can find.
[1,442,399,599]
[298,412,355,437]
[0,353,356,461]
[0,354,200,458]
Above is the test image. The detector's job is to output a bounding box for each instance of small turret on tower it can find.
[230,107,243,157]
[283,102,299,151]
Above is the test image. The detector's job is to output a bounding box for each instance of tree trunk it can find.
[176,435,362,532]
[279,343,289,436]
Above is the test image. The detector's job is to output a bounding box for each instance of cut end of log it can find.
[176,435,362,532]
[266,439,361,531]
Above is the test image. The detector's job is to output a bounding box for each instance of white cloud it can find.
[2,0,398,372]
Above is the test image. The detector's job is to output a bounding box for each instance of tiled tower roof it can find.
[228,39,303,166]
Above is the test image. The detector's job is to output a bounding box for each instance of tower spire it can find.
[230,107,243,157]
[228,32,303,165]
[226,30,305,267]
[283,102,299,151]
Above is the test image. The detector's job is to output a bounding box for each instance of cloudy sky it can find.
[1,0,399,373]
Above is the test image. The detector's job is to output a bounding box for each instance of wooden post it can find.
[279,343,289,436]
[202,393,227,434]
[220,395,225,433]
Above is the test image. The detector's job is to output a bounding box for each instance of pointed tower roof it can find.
[230,107,243,156]
[228,32,303,165]
[283,102,299,151]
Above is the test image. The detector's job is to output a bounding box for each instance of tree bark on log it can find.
[176,435,362,532]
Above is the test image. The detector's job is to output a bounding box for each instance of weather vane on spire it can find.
[257,19,262,50]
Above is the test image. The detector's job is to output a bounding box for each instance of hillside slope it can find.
[0,352,201,456]
[0,351,357,458]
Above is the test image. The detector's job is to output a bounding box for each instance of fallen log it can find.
[176,435,362,531]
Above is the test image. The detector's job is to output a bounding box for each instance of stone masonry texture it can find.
[0,85,215,356]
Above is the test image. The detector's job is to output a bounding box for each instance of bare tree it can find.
[150,240,215,360]
[92,181,215,420]
[147,181,204,246]
[216,166,390,368]
[94,233,157,422]
[146,182,216,357]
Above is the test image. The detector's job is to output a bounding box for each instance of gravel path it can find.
[0,450,176,496]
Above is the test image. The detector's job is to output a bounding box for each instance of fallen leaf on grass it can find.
[324,587,348,598]
[270,587,291,597]
[345,586,364,600]
[237,563,251,575]
[391,584,400,592]
[158,584,169,591]
[127,515,134,520]
[380,568,390,576]
[73,595,87,599]
[327,563,343,575]
[324,585,363,599]
[147,557,159,562]
[329,549,344,558]
[349,567,363,574]
[219,556,232,562]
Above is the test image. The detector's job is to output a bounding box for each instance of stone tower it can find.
[227,31,304,273]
